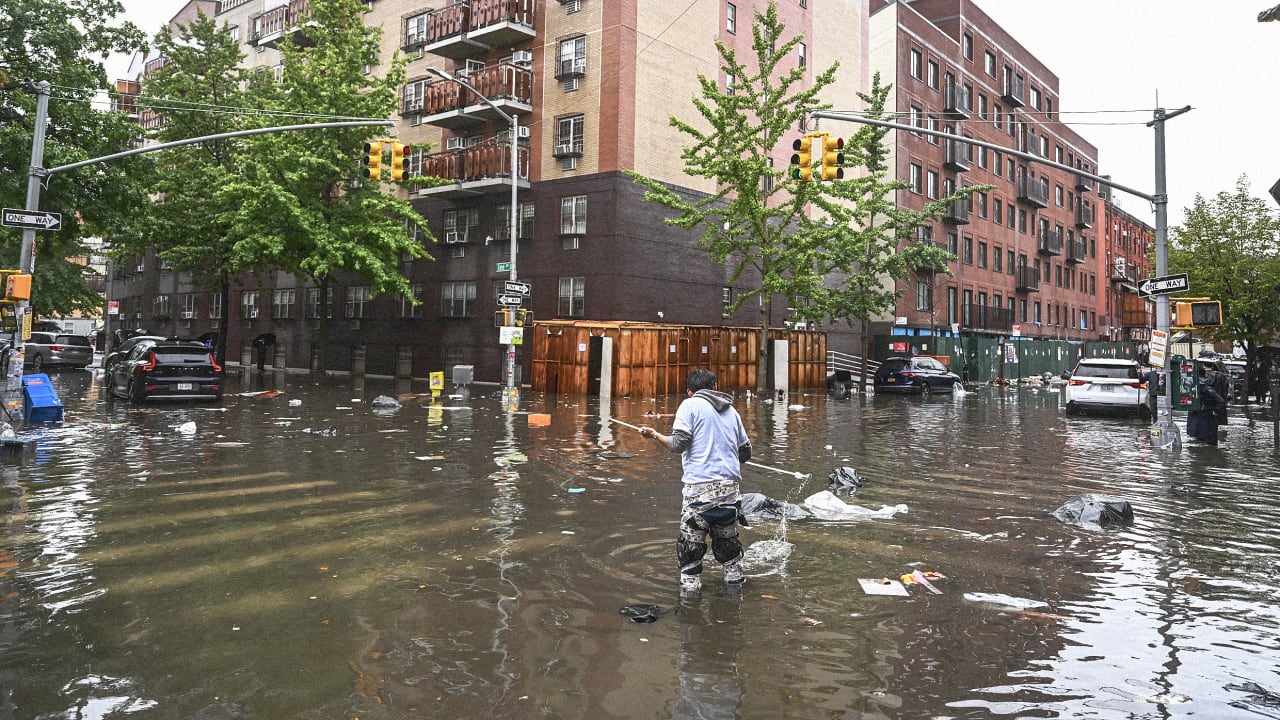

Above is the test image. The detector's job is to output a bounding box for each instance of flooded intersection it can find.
[2,370,1279,718]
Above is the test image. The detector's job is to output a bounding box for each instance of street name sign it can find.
[1137,273,1189,298]
[495,262,511,273]
[504,280,530,296]
[497,294,524,307]
[2,208,62,231]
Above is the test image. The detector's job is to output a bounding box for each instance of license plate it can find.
[176,382,194,391]
[1098,385,1114,392]
[886,378,896,383]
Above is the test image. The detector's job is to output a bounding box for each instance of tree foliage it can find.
[1169,175,1280,394]
[0,0,148,318]
[628,2,982,390]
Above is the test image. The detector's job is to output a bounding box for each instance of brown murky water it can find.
[2,369,1279,719]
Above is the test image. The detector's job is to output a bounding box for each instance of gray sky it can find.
[106,0,1280,227]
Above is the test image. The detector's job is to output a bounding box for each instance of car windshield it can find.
[1075,364,1139,380]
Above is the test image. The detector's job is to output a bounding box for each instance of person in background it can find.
[639,369,752,593]
[1187,360,1224,445]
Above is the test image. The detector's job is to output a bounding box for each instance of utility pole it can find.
[1147,105,1192,450]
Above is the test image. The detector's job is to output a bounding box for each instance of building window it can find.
[926,170,938,199]
[976,191,987,218]
[910,106,922,136]
[273,288,296,319]
[182,293,197,319]
[910,163,922,194]
[306,287,334,319]
[561,195,587,235]
[722,287,733,317]
[993,150,1002,177]
[1008,250,1016,275]
[797,41,805,68]
[946,232,958,255]
[557,36,587,78]
[985,50,996,77]
[210,292,223,320]
[993,197,1003,224]
[1029,86,1041,110]
[993,245,1003,273]
[963,236,973,264]
[555,115,585,156]
[497,201,536,242]
[399,284,424,318]
[916,280,932,311]
[977,93,987,120]
[947,286,958,325]
[153,294,171,318]
[962,33,973,61]
[242,290,260,319]
[962,289,973,326]
[977,241,988,269]
[927,60,938,90]
[344,286,370,319]
[441,281,476,318]
[727,2,736,34]
[443,208,480,244]
[927,116,940,145]
[558,276,585,317]
[910,49,922,80]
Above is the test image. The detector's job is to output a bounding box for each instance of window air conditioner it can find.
[180,311,195,320]
[135,263,145,272]
[517,126,530,139]
[445,230,460,243]
[245,308,259,319]
[512,50,533,65]
[446,136,466,150]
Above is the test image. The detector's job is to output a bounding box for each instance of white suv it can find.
[1064,358,1150,418]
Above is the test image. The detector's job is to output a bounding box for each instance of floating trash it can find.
[962,592,1049,611]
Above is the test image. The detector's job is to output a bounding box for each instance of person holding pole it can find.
[639,369,752,593]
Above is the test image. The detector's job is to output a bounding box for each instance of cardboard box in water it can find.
[22,373,64,423]
[527,413,551,427]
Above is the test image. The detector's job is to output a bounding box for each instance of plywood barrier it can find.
[531,320,826,396]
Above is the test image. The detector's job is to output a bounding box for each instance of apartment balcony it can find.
[964,303,1014,332]
[1022,129,1041,158]
[1002,73,1025,107]
[250,0,313,48]
[143,56,168,78]
[1110,259,1137,285]
[1016,174,1049,208]
[415,62,533,129]
[1076,201,1094,229]
[1075,172,1094,192]
[943,137,971,172]
[914,238,950,274]
[1037,228,1062,256]
[420,0,537,60]
[416,140,530,199]
[942,198,970,225]
[944,81,970,119]
[1065,238,1087,264]
[1015,266,1039,293]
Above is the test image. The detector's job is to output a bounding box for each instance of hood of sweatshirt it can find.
[693,388,734,412]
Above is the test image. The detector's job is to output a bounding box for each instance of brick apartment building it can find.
[868,0,1149,345]
[111,0,871,382]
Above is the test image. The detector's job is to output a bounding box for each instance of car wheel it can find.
[920,382,931,396]
[1065,401,1078,416]
[128,379,146,404]
[29,353,44,373]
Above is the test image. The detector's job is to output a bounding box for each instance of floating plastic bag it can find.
[802,490,907,521]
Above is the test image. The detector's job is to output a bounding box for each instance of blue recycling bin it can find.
[22,373,64,423]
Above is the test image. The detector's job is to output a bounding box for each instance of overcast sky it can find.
[105,0,1280,227]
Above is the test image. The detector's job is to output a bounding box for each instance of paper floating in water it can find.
[859,578,909,596]
[962,592,1049,611]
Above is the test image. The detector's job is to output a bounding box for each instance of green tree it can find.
[628,3,979,392]
[1169,175,1280,398]
[114,11,252,362]
[0,0,148,319]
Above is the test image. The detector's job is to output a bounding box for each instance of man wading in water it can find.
[640,369,752,593]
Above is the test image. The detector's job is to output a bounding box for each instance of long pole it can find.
[1148,105,1192,449]
[506,112,519,406]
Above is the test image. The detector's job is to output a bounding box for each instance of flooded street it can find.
[3,369,1279,719]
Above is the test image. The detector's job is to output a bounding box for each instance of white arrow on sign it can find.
[1,208,63,231]
[497,294,524,307]
[503,280,530,295]
[1137,273,1189,297]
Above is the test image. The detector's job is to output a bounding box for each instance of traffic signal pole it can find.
[1148,105,1192,450]
[812,104,1191,451]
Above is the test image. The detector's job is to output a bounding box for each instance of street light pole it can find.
[429,68,521,407]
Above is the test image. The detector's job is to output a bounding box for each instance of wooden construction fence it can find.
[531,320,826,396]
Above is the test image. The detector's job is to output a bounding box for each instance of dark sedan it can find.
[873,356,961,395]
[107,340,223,403]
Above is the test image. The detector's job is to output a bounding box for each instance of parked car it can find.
[24,332,95,372]
[873,356,961,395]
[101,335,168,373]
[1221,359,1247,401]
[1064,358,1149,418]
[107,339,223,403]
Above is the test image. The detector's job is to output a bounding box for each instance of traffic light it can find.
[1172,300,1223,327]
[390,142,410,183]
[363,140,382,180]
[3,272,31,301]
[790,134,814,182]
[494,308,515,327]
[818,133,844,181]
[516,308,534,327]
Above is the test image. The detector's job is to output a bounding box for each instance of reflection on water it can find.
[1,372,1279,718]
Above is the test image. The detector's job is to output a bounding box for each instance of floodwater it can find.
[2,370,1279,719]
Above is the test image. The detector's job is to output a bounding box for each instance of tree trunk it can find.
[756,296,770,395]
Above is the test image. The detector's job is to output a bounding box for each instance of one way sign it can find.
[1137,273,1189,297]
[2,208,62,231]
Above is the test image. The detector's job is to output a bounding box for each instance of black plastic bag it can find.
[828,466,865,496]
[1051,494,1134,528]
